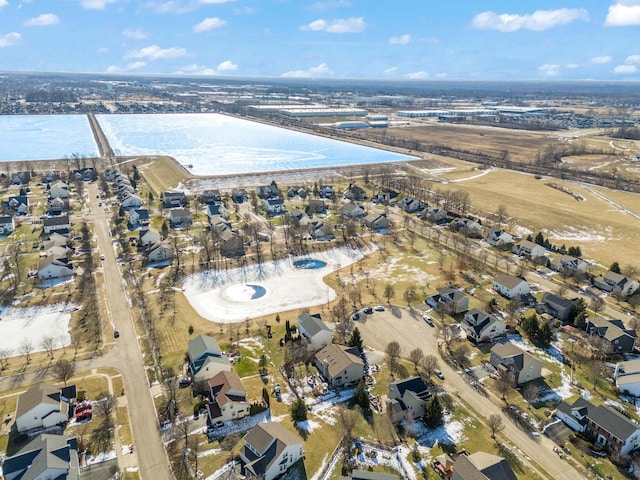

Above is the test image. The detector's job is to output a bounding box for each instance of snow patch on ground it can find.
[0,303,76,356]
[183,246,371,323]
[296,419,321,433]
[545,226,606,243]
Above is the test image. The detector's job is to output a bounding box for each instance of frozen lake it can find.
[96,113,416,175]
[0,115,99,162]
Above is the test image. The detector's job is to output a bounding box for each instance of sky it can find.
[0,0,639,80]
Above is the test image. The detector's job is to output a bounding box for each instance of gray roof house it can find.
[2,434,79,480]
[550,254,588,274]
[0,215,15,235]
[314,344,364,388]
[168,207,192,227]
[15,384,73,433]
[593,271,639,297]
[162,191,187,208]
[512,239,546,259]
[555,397,640,455]
[585,317,637,354]
[341,203,365,220]
[297,312,332,352]
[536,292,576,323]
[493,274,530,299]
[490,342,543,385]
[461,309,506,343]
[364,212,389,231]
[339,470,398,480]
[139,227,161,247]
[452,451,517,480]
[240,423,304,480]
[386,376,434,424]
[187,334,231,383]
[486,228,513,247]
[426,287,470,314]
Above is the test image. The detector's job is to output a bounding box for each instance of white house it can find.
[48,181,69,199]
[614,359,640,397]
[297,312,332,352]
[2,434,79,480]
[461,308,506,343]
[139,228,161,247]
[486,228,513,247]
[493,274,530,299]
[42,215,70,234]
[188,334,232,383]
[168,207,192,227]
[14,384,71,432]
[264,198,286,215]
[37,255,73,280]
[240,423,303,480]
[512,239,546,259]
[121,193,143,209]
[206,371,250,424]
[0,216,15,235]
[146,241,174,264]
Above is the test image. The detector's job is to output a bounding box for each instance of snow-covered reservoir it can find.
[0,115,99,162]
[183,247,370,323]
[0,304,76,356]
[96,113,416,176]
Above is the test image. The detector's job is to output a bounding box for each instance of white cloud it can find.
[176,60,237,75]
[107,61,147,73]
[388,34,410,45]
[301,17,365,33]
[123,28,148,39]
[125,44,188,61]
[539,63,560,77]
[0,0,8,8]
[605,2,640,26]
[234,6,257,14]
[81,0,117,9]
[471,8,589,32]
[24,13,59,26]
[625,54,640,64]
[216,60,237,72]
[199,0,236,3]
[405,71,428,80]
[281,63,333,78]
[565,63,579,69]
[97,47,109,53]
[0,32,21,47]
[143,1,191,14]
[193,17,227,33]
[614,64,638,74]
[590,55,612,64]
[307,0,351,12]
[383,67,398,75]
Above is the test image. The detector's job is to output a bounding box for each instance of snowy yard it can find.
[183,246,372,323]
[0,303,76,356]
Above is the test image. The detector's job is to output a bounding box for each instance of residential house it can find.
[314,344,365,388]
[0,216,15,235]
[486,228,513,247]
[37,255,73,280]
[2,434,80,480]
[264,198,286,215]
[231,188,247,203]
[210,216,232,234]
[364,212,389,231]
[257,182,279,199]
[43,237,70,257]
[202,189,222,204]
[422,207,448,224]
[386,376,434,424]
[146,241,174,264]
[307,198,326,215]
[319,185,334,199]
[308,219,334,241]
[5,195,29,215]
[168,207,192,227]
[206,370,250,424]
[450,217,482,236]
[594,271,639,297]
[219,229,245,258]
[555,397,640,455]
[240,423,304,480]
[72,167,96,181]
[339,471,398,480]
[48,180,69,199]
[162,191,187,208]
[139,227,161,247]
[14,384,74,432]
[493,274,530,299]
[206,203,228,219]
[536,292,576,323]
[341,203,365,220]
[344,184,366,201]
[42,215,70,235]
[118,183,136,198]
[550,254,588,275]
[614,359,640,397]
[372,189,398,205]
[426,287,470,314]
[121,193,143,209]
[187,334,232,383]
[289,207,308,224]
[461,309,506,343]
[287,186,305,198]
[297,313,332,352]
[44,171,60,183]
[451,451,517,480]
[490,342,543,385]
[127,208,150,229]
[399,197,425,213]
[585,317,637,354]
[47,197,69,216]
[512,239,546,259]
[11,171,31,185]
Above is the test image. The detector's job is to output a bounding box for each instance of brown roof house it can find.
[206,371,250,424]
[314,344,364,388]
[490,342,542,385]
[240,423,304,480]
[37,255,73,280]
[386,376,434,424]
[493,274,530,299]
[585,317,637,354]
[451,451,517,480]
[219,229,245,258]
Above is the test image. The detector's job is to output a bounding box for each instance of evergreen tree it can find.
[290,398,307,422]
[534,231,545,246]
[161,220,169,240]
[610,262,621,274]
[424,395,444,428]
[348,327,363,352]
[568,298,587,327]
[537,321,554,347]
[521,314,539,338]
[353,380,370,412]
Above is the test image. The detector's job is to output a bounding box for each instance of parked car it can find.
[211,421,224,428]
[374,305,385,312]
[352,312,360,321]
[114,330,120,339]
[76,410,92,421]
[434,369,445,380]
[179,377,192,388]
[363,307,373,314]
[423,314,434,326]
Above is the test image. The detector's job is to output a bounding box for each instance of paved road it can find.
[356,307,583,480]
[85,182,173,480]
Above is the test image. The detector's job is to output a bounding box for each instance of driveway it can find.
[355,307,582,480]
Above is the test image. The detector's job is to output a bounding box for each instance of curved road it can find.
[355,308,583,480]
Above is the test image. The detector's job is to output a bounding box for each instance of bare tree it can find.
[451,343,471,369]
[20,340,32,363]
[0,348,12,369]
[94,392,115,418]
[409,348,424,371]
[591,296,605,315]
[338,405,358,447]
[488,414,505,438]
[422,355,439,380]
[383,283,395,304]
[522,382,538,403]
[495,370,514,402]
[437,325,455,350]
[496,204,509,228]
[40,335,56,360]
[53,359,76,385]
[385,341,401,371]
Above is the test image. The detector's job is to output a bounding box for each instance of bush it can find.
[250,403,267,416]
